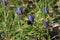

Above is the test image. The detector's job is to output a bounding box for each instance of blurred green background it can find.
[0,0,60,40]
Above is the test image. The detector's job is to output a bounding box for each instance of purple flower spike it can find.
[44,20,49,28]
[44,7,49,14]
[2,0,7,6]
[28,15,34,23]
[18,7,22,14]
[1,31,5,37]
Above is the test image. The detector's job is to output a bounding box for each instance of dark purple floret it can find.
[28,15,34,23]
[1,31,5,37]
[44,7,49,14]
[27,20,32,25]
[18,7,22,14]
[2,0,7,6]
[44,20,49,28]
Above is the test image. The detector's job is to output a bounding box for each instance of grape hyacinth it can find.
[17,7,22,14]
[27,15,34,25]
[44,20,49,28]
[44,7,49,14]
[28,15,34,22]
[2,0,7,6]
[1,31,5,37]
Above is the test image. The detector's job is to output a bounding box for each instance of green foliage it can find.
[0,0,60,40]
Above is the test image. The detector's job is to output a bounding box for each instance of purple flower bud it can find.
[28,15,34,23]
[1,31,5,37]
[44,7,49,14]
[18,7,22,14]
[2,0,7,6]
[44,20,48,28]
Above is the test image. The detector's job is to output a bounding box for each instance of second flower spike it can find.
[18,7,22,14]
[28,15,34,23]
[44,20,49,28]
[2,0,7,6]
[44,7,49,14]
[1,31,5,37]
